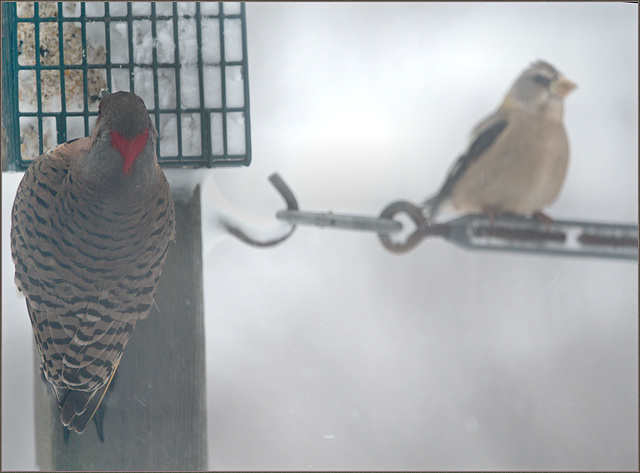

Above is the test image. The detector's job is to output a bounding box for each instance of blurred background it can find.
[2,2,637,470]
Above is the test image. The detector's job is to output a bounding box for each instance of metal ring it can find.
[377,201,429,254]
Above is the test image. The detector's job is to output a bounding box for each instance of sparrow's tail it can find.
[421,193,446,222]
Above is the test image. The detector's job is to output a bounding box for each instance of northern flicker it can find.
[11,91,176,435]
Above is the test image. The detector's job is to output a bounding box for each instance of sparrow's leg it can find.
[533,211,554,228]
[482,206,500,224]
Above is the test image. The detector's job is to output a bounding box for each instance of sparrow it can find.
[424,60,576,222]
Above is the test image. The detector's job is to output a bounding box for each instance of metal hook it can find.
[222,173,298,248]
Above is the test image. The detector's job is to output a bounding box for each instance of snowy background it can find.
[2,2,638,470]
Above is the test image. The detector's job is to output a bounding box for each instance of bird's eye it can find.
[531,74,551,87]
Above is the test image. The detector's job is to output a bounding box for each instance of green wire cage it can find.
[2,1,251,172]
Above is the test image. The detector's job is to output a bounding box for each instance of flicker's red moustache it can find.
[110,129,150,176]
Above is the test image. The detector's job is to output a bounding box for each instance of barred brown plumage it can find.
[11,91,176,436]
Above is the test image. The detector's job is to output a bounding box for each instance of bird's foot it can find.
[482,207,500,224]
[533,211,554,228]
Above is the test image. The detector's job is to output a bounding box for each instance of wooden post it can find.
[34,185,207,471]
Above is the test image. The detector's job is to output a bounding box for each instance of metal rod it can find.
[226,174,638,261]
[276,209,402,234]
[449,215,638,260]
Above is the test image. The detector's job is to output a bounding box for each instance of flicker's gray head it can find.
[90,91,158,179]
[79,91,159,188]
[98,91,152,139]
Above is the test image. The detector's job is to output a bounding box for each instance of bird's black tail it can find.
[421,192,446,222]
[52,361,120,442]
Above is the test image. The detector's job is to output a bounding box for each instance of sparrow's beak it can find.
[550,76,577,98]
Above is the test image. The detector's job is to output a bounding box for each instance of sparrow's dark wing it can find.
[425,118,509,219]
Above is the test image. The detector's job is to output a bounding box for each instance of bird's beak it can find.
[550,76,577,98]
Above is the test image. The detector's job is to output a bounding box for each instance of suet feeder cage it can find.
[2,1,252,172]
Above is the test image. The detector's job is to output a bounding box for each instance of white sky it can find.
[2,2,638,470]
